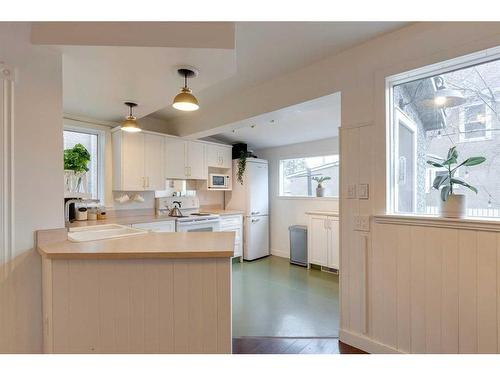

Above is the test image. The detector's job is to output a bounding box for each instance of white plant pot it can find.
[440,194,466,218]
[316,186,325,197]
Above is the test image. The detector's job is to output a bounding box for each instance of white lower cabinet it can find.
[307,214,339,270]
[219,214,243,260]
[131,220,175,233]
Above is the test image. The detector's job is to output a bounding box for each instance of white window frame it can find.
[393,108,418,213]
[63,124,105,202]
[386,45,500,216]
[458,102,492,143]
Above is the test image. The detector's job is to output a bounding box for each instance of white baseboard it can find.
[339,329,403,354]
[270,248,289,259]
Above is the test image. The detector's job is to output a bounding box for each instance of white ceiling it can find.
[151,22,406,121]
[206,92,341,150]
[62,45,236,121]
[61,22,407,123]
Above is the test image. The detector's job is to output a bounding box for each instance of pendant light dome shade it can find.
[433,88,466,108]
[121,102,141,133]
[173,87,199,111]
[172,68,199,111]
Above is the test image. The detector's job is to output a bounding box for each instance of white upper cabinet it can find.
[187,141,207,179]
[144,133,165,190]
[165,137,188,179]
[207,144,232,169]
[113,130,165,191]
[165,138,207,180]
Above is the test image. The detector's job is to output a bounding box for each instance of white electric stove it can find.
[155,196,220,232]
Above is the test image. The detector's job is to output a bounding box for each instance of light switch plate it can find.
[354,215,370,232]
[358,183,369,199]
[347,184,357,199]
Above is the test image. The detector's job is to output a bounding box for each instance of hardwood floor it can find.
[232,337,366,354]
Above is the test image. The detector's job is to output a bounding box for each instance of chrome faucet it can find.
[65,198,100,222]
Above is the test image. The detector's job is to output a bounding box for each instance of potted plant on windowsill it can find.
[427,146,485,218]
[312,176,331,197]
[64,143,91,194]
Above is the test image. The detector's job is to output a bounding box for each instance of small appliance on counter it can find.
[155,196,220,232]
[75,205,88,221]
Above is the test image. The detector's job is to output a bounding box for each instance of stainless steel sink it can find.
[68,224,147,242]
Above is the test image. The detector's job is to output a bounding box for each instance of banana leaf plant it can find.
[427,146,485,202]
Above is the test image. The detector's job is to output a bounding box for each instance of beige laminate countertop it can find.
[200,208,244,216]
[67,209,176,228]
[305,210,340,217]
[37,231,235,260]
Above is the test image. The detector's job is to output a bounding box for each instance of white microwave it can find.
[208,173,230,189]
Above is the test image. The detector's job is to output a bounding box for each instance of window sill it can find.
[374,214,500,232]
[277,196,339,201]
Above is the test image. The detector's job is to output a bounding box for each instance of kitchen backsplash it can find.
[112,180,224,210]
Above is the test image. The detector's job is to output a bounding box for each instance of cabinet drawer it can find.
[132,220,175,232]
[220,215,242,227]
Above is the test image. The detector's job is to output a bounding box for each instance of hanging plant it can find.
[64,143,91,173]
[237,150,250,185]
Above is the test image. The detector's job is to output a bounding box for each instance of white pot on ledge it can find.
[440,194,466,218]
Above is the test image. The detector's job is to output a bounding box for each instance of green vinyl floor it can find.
[232,255,339,337]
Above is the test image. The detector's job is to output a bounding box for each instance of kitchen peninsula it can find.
[37,229,234,354]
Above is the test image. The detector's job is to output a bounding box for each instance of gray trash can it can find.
[289,225,308,267]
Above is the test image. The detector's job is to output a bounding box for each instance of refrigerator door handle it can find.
[251,218,260,223]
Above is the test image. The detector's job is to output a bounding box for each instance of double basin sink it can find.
[68,224,147,242]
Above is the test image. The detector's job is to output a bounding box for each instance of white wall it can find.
[256,137,339,258]
[0,23,63,353]
[169,22,500,353]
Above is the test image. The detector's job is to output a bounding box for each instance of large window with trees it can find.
[387,48,500,218]
[279,155,339,198]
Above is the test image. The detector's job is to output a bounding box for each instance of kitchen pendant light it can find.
[172,68,199,111]
[121,102,142,133]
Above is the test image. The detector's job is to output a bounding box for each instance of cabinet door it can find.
[122,132,145,190]
[187,141,206,179]
[220,146,232,169]
[132,220,175,232]
[309,216,328,266]
[207,144,221,167]
[165,138,187,179]
[327,219,339,269]
[144,133,165,190]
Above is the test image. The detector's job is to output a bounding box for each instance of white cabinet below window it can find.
[207,144,232,169]
[165,137,207,180]
[307,214,339,270]
[112,130,165,191]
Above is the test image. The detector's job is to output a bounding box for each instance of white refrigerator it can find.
[225,158,269,260]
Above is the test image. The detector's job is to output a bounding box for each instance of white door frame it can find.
[0,61,15,272]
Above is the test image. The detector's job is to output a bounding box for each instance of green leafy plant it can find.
[312,176,331,187]
[64,143,91,173]
[427,146,485,202]
[237,150,250,185]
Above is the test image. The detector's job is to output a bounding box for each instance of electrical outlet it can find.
[354,215,370,232]
[357,183,369,199]
[347,184,357,199]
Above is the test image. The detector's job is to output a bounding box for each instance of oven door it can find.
[176,219,221,232]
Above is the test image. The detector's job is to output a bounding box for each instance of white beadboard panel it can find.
[396,225,411,353]
[44,258,231,354]
[409,226,426,353]
[363,222,500,354]
[440,228,459,354]
[476,232,497,353]
[424,227,442,353]
[458,230,478,353]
